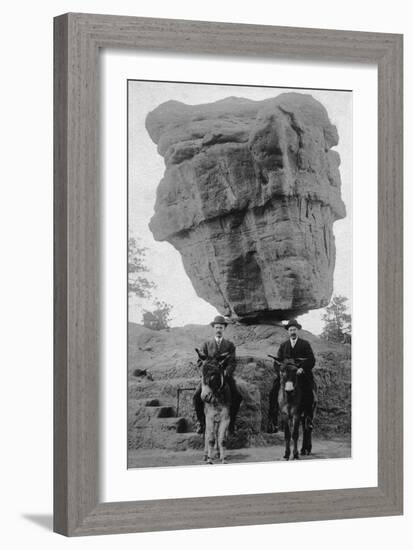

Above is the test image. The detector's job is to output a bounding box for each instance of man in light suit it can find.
[268,319,316,432]
[193,315,242,435]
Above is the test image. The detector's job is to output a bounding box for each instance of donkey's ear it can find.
[195,348,207,360]
[268,354,282,366]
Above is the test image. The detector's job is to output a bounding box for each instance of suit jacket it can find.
[277,337,315,374]
[201,338,236,376]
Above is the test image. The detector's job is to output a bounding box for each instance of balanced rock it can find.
[146,93,346,322]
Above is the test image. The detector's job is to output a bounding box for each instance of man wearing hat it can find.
[268,319,316,432]
[193,315,242,435]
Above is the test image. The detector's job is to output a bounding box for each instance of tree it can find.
[320,295,352,343]
[142,300,173,331]
[128,237,155,299]
[128,237,173,329]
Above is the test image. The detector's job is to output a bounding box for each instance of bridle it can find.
[209,369,224,393]
[281,363,299,393]
[202,359,226,393]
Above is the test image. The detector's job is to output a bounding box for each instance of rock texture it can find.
[146,93,346,321]
[128,322,351,451]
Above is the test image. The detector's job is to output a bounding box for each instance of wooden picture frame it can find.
[53,13,403,536]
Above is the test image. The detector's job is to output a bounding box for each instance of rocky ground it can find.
[128,321,351,466]
[128,435,351,468]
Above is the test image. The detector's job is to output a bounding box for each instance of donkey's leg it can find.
[203,434,208,462]
[307,430,312,455]
[307,399,317,455]
[292,415,300,459]
[214,420,220,459]
[300,417,307,455]
[218,415,230,464]
[282,413,291,460]
[306,415,313,455]
[207,423,216,465]
[302,386,316,455]
[203,414,209,462]
[207,433,215,464]
[204,412,214,464]
[214,415,220,459]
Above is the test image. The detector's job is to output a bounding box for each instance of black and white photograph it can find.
[127,80,352,468]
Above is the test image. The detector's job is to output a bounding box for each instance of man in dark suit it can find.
[268,319,315,432]
[193,315,242,435]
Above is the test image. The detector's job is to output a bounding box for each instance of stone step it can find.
[135,405,176,419]
[144,398,161,407]
[152,417,188,433]
[154,405,175,418]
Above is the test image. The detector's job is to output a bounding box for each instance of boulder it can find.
[146,93,346,321]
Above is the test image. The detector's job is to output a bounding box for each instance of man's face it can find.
[214,323,225,338]
[288,326,298,340]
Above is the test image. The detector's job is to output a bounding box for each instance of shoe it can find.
[197,424,205,435]
[267,422,278,434]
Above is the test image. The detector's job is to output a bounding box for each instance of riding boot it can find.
[228,405,240,434]
[226,376,242,434]
[301,374,315,429]
[193,383,205,434]
[268,377,280,432]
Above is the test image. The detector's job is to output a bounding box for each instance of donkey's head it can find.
[195,349,229,393]
[280,359,301,393]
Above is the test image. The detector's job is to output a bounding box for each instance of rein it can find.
[218,372,224,391]
[211,373,225,398]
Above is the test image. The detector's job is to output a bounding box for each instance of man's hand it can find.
[297,368,304,375]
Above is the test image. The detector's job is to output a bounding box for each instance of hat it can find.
[284,319,302,330]
[210,315,228,327]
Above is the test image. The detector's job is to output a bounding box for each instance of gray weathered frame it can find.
[54,13,403,536]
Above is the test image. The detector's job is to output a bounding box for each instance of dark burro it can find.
[146,93,346,323]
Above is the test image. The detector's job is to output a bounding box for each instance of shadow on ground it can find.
[22,514,53,531]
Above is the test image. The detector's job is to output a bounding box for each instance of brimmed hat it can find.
[210,315,228,327]
[284,319,302,330]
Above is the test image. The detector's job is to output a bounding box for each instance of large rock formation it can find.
[146,93,346,322]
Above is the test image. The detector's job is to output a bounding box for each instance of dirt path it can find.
[128,436,351,468]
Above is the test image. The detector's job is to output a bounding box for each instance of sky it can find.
[128,80,352,335]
